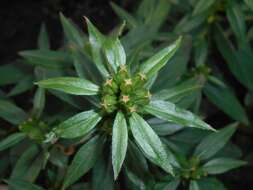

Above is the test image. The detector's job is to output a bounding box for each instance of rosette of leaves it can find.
[36,16,215,189]
[153,124,246,190]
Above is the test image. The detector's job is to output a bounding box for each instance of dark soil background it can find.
[0,0,252,189]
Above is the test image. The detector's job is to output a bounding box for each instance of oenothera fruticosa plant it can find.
[36,17,215,187]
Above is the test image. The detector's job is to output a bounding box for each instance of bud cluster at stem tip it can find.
[100,65,151,115]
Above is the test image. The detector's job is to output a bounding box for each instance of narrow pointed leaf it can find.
[55,110,101,138]
[0,64,26,86]
[86,18,109,77]
[112,112,128,179]
[60,13,85,48]
[0,132,26,151]
[139,37,182,78]
[194,125,237,160]
[62,135,102,189]
[19,49,72,69]
[203,158,246,174]
[189,180,200,190]
[38,23,50,50]
[145,100,214,131]
[193,0,216,16]
[36,77,99,95]
[129,113,174,174]
[103,37,126,72]
[7,179,44,190]
[0,99,27,124]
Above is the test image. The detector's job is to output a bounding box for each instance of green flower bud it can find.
[132,72,147,88]
[120,78,133,93]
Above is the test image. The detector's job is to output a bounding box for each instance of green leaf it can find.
[10,145,43,182]
[0,99,27,124]
[103,37,126,73]
[55,110,101,138]
[19,49,72,69]
[110,2,138,29]
[244,0,253,11]
[153,77,202,102]
[32,88,45,119]
[129,112,174,175]
[8,179,44,190]
[0,132,26,151]
[204,82,249,125]
[38,23,50,49]
[112,112,128,179]
[196,178,227,190]
[8,76,33,96]
[36,77,99,95]
[193,125,237,160]
[203,157,246,174]
[60,13,85,48]
[145,100,214,131]
[85,18,109,78]
[189,180,200,190]
[193,0,216,16]
[0,64,26,86]
[62,135,102,189]
[226,1,246,44]
[139,37,182,78]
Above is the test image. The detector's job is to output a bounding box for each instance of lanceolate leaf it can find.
[145,100,214,131]
[19,49,72,69]
[8,179,44,190]
[55,110,101,138]
[0,133,26,152]
[244,0,253,11]
[0,64,26,86]
[193,0,216,16]
[204,82,249,125]
[0,99,27,125]
[36,77,99,95]
[189,180,200,190]
[129,113,174,175]
[193,125,237,160]
[139,37,182,78]
[103,37,126,73]
[112,112,128,179]
[203,157,246,174]
[38,23,50,50]
[86,18,109,78]
[60,13,85,48]
[62,135,102,189]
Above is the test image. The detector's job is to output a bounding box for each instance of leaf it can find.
[196,178,227,190]
[153,77,202,102]
[226,1,246,44]
[38,23,50,49]
[85,18,109,78]
[204,82,249,125]
[19,49,72,69]
[110,2,138,29]
[32,88,45,119]
[148,118,183,136]
[139,37,182,78]
[60,13,85,48]
[0,99,27,124]
[193,0,216,16]
[103,37,126,72]
[62,135,102,189]
[129,112,174,174]
[36,77,99,95]
[8,179,44,190]
[0,132,26,151]
[0,64,26,86]
[203,157,246,174]
[55,110,101,138]
[193,125,237,160]
[244,0,253,11]
[10,145,43,182]
[145,100,214,131]
[189,180,200,190]
[8,76,33,96]
[112,112,128,179]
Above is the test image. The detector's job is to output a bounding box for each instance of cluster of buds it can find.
[181,157,208,180]
[19,118,49,143]
[100,65,151,115]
